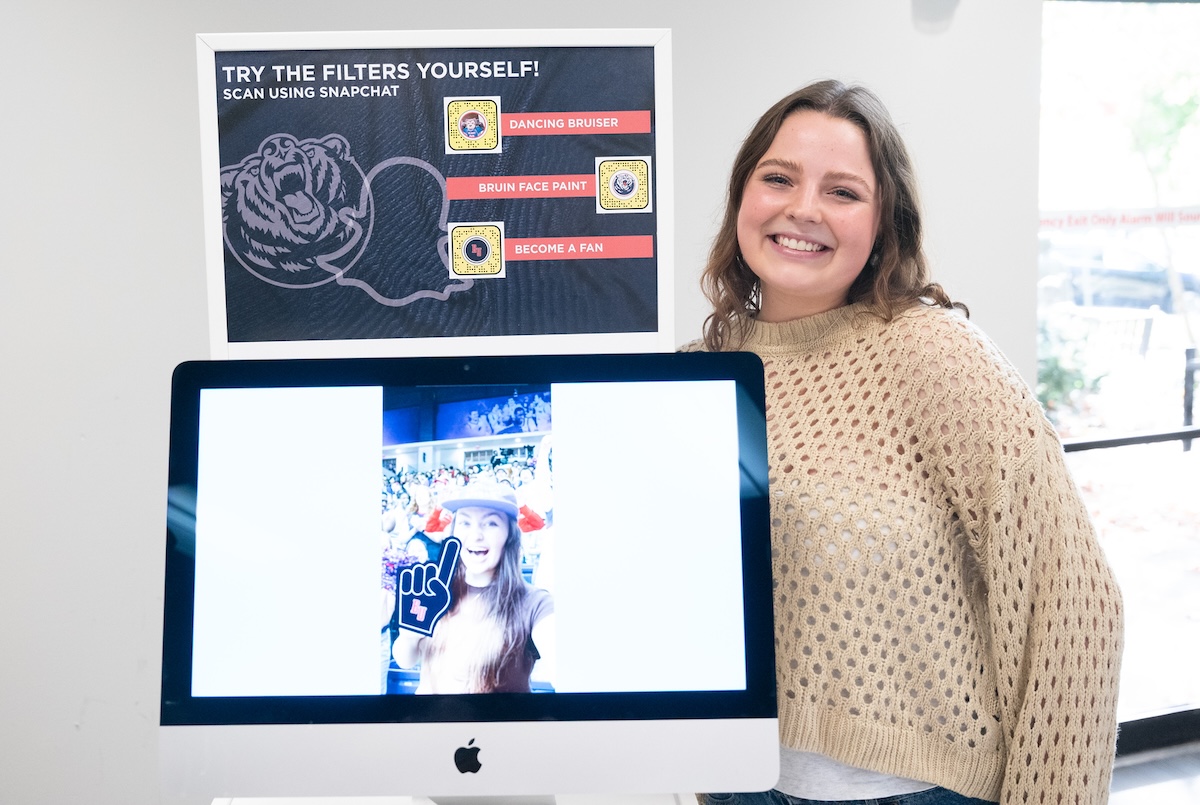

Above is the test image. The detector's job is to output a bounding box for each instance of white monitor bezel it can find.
[160,352,777,802]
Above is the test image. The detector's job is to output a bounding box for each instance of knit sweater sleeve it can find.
[914,311,1123,804]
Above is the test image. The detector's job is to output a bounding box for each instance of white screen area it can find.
[551,381,746,692]
[190,381,746,696]
[192,386,383,696]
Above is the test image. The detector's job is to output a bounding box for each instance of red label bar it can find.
[447,175,594,200]
[503,111,651,136]
[505,235,655,261]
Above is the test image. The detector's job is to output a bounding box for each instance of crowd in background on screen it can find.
[379,454,552,594]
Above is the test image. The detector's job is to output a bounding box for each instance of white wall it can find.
[0,1,1041,802]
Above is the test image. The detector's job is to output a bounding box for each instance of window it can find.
[1039,0,1200,752]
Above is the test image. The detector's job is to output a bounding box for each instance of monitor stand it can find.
[217,795,688,804]
[420,798,686,805]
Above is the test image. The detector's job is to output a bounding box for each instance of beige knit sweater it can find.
[688,302,1123,803]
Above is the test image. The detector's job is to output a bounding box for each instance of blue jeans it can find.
[702,788,997,805]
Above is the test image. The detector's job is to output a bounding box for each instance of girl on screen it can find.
[687,80,1123,805]
[392,483,555,694]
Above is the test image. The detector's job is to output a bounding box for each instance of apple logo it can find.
[454,738,482,774]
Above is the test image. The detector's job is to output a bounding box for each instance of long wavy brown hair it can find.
[701,80,966,351]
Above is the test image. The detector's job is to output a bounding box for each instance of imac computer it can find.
[159,352,778,804]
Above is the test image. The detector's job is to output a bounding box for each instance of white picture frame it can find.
[196,29,673,359]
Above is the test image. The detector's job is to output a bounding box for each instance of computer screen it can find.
[160,352,778,804]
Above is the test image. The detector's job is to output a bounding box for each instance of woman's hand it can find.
[530,612,557,689]
[391,629,423,669]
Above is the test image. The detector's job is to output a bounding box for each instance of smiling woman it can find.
[700,81,961,352]
[735,110,881,322]
[392,483,555,694]
[453,505,512,585]
[689,79,1124,805]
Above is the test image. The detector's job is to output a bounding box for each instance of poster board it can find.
[196,29,673,359]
